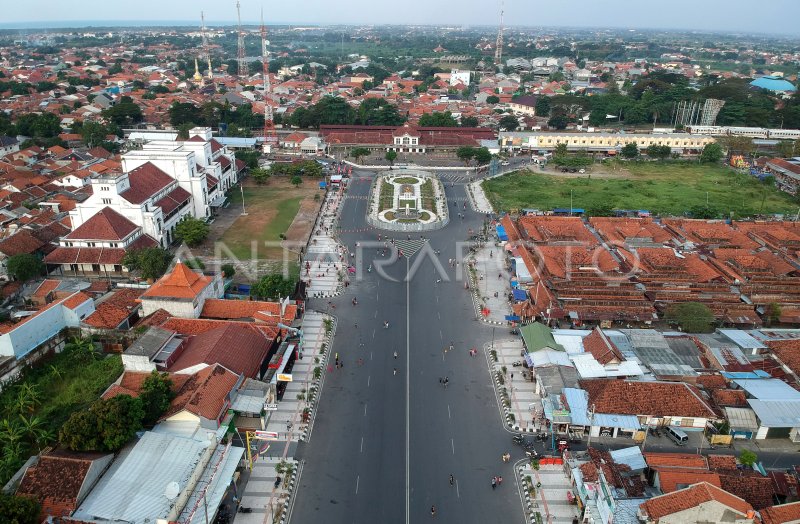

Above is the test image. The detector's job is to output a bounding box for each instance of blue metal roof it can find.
[750,75,796,92]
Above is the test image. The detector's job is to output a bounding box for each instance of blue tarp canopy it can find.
[512,289,528,301]
[319,181,327,188]
[496,224,508,241]
[523,352,534,367]
[505,315,521,321]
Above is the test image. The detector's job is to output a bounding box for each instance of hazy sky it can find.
[3,0,800,36]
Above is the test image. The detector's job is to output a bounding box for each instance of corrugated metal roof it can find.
[74,431,209,523]
[570,353,645,379]
[747,399,800,427]
[734,378,800,400]
[724,407,759,430]
[609,446,647,472]
[552,330,587,355]
[179,444,245,524]
[593,413,642,429]
[718,329,766,350]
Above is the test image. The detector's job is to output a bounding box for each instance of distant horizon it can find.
[0,20,797,39]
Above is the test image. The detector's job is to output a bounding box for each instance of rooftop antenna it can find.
[201,11,213,80]
[261,7,277,153]
[236,0,248,79]
[494,0,505,67]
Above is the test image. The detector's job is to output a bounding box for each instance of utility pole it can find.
[241,185,247,215]
[200,11,212,81]
[494,0,505,67]
[260,8,277,153]
[586,403,595,448]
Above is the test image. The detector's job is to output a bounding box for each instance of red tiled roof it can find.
[519,216,597,244]
[140,262,214,300]
[83,288,142,329]
[168,322,271,378]
[120,162,174,204]
[707,455,739,471]
[581,379,718,418]
[200,298,297,324]
[154,186,191,215]
[768,340,800,376]
[720,474,777,511]
[16,453,100,517]
[45,235,157,265]
[656,468,722,493]
[582,327,624,365]
[65,207,138,241]
[162,364,238,421]
[712,389,748,407]
[0,229,45,256]
[159,317,279,338]
[761,501,800,524]
[639,482,753,521]
[589,217,675,245]
[32,279,61,298]
[644,453,709,469]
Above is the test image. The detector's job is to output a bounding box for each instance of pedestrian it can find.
[491,477,497,490]
[393,368,397,376]
[498,476,503,486]
[511,372,514,381]
[449,474,454,485]
[393,351,398,359]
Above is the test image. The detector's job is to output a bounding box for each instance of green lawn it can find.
[221,181,314,260]
[483,162,799,218]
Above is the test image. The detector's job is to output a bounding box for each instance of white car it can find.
[501,161,510,166]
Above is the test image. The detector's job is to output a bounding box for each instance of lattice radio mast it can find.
[494,0,504,66]
[236,1,248,79]
[201,11,213,80]
[261,8,277,152]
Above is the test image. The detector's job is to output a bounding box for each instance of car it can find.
[578,168,586,174]
[501,160,510,166]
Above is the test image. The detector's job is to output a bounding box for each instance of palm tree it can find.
[0,418,24,444]
[48,364,63,380]
[11,384,40,416]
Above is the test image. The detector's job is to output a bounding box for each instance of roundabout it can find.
[368,170,449,231]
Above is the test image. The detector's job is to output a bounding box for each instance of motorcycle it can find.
[512,435,525,445]
[238,507,253,514]
[525,449,539,459]
[512,361,524,367]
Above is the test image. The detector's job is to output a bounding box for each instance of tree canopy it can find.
[102,96,143,126]
[418,111,458,127]
[665,302,715,333]
[123,247,173,280]
[175,216,210,247]
[6,254,44,282]
[59,395,144,452]
[700,143,724,163]
[0,493,40,524]
[252,273,295,300]
[139,371,174,426]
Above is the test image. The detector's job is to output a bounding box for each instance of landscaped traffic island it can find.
[368,170,449,231]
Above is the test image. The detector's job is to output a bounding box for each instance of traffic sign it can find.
[277,373,293,382]
[264,403,279,411]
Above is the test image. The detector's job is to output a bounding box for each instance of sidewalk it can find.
[303,188,346,298]
[233,457,299,524]
[517,464,580,524]
[468,244,513,325]
[489,337,543,433]
[468,179,494,213]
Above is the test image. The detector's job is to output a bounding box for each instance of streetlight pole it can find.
[241,185,247,216]
[570,189,573,216]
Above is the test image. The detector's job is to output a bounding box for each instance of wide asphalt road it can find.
[291,171,524,523]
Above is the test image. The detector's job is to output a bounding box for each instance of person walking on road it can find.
[491,477,497,490]
[430,505,436,517]
[393,368,397,376]
[449,474,454,486]
[393,351,398,359]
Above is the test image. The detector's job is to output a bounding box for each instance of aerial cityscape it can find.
[2,1,800,523]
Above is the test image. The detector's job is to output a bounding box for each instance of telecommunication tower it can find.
[261,9,277,152]
[201,11,213,80]
[494,1,504,66]
[236,1,248,79]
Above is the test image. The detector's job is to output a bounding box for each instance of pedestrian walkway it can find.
[490,338,543,433]
[519,464,580,524]
[233,457,299,524]
[468,244,512,324]
[303,189,346,298]
[468,179,494,213]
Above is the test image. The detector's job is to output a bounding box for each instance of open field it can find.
[220,178,322,260]
[483,162,799,217]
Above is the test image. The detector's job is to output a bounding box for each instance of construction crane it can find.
[236,0,248,79]
[260,8,277,153]
[200,11,213,80]
[494,0,504,66]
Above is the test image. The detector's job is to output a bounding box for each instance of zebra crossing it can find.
[438,172,473,182]
[391,238,429,257]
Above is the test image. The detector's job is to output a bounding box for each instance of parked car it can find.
[501,160,510,166]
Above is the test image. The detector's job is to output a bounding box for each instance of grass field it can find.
[483,162,799,218]
[221,179,320,260]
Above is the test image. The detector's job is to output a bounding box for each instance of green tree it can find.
[123,248,173,280]
[776,140,800,158]
[486,95,500,104]
[139,371,174,426]
[235,150,261,169]
[385,150,397,165]
[174,216,210,247]
[355,98,405,126]
[102,96,143,126]
[535,97,551,117]
[221,263,236,278]
[0,493,40,524]
[168,101,201,127]
[739,450,757,467]
[418,111,458,127]
[456,146,475,165]
[6,254,44,282]
[700,143,724,163]
[548,114,568,130]
[250,167,270,185]
[80,121,108,148]
[554,142,568,157]
[350,147,370,164]
[499,115,519,131]
[473,147,492,164]
[460,116,479,127]
[60,395,144,452]
[252,273,295,300]
[665,302,716,333]
[645,144,671,160]
[765,302,782,327]
[291,175,302,187]
[621,143,639,159]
